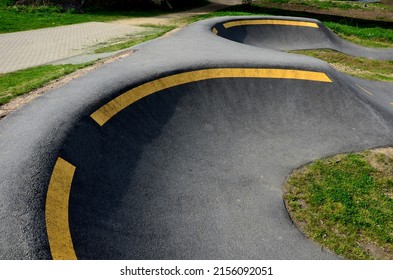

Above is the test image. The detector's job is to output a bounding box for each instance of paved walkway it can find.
[0,0,242,74]
[0,23,145,73]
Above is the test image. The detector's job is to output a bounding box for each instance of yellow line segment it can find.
[46,157,77,260]
[223,19,319,29]
[356,83,374,96]
[212,27,218,34]
[90,68,331,126]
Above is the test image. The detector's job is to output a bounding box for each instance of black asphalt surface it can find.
[0,16,392,259]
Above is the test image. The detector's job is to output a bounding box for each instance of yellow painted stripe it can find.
[46,157,77,260]
[356,83,374,96]
[390,102,393,106]
[212,27,218,34]
[90,68,331,126]
[223,19,319,29]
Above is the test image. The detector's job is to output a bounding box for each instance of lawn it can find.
[0,0,211,33]
[0,4,164,33]
[0,63,91,106]
[256,0,393,11]
[284,149,393,259]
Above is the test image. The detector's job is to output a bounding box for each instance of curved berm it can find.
[213,16,393,60]
[0,16,392,260]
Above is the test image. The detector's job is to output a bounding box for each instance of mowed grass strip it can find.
[0,0,209,34]
[255,0,393,12]
[0,63,91,105]
[94,25,176,53]
[291,49,393,82]
[284,149,393,259]
[324,22,393,48]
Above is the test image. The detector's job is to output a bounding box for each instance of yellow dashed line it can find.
[90,68,332,126]
[212,27,218,34]
[356,83,374,96]
[223,19,319,29]
[46,157,77,260]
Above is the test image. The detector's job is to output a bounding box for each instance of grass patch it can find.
[187,9,266,23]
[0,0,210,33]
[0,5,166,33]
[324,22,393,48]
[291,49,393,82]
[284,148,393,259]
[256,0,393,11]
[94,25,176,53]
[0,63,91,105]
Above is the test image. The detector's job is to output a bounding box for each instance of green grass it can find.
[256,0,393,11]
[284,150,393,259]
[292,50,393,82]
[324,22,393,48]
[0,63,92,105]
[267,0,355,9]
[186,9,266,24]
[94,25,176,53]
[0,0,210,34]
[0,5,165,33]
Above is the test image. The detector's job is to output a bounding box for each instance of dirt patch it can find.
[0,50,134,120]
[370,146,393,158]
[367,147,393,172]
[358,240,393,260]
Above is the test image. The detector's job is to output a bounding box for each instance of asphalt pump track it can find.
[0,16,392,259]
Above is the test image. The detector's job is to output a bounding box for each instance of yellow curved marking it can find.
[90,68,331,126]
[212,27,218,34]
[223,19,319,29]
[46,157,77,260]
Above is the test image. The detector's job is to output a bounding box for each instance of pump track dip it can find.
[0,16,392,260]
